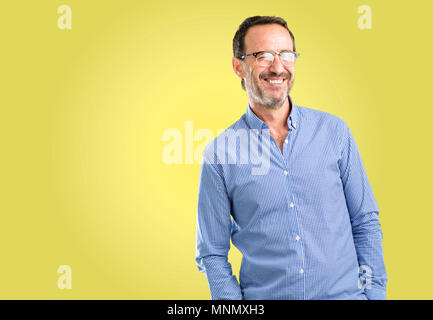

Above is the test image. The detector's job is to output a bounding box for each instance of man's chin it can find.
[263,92,288,106]
[262,85,289,97]
[247,82,290,109]
[260,97,288,109]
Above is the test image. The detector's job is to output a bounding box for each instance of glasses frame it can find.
[239,50,300,66]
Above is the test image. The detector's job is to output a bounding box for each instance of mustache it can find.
[260,73,291,80]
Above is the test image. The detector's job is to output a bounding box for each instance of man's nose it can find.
[268,55,287,74]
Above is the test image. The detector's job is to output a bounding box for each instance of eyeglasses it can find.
[239,50,300,67]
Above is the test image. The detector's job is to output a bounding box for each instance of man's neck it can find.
[249,97,291,129]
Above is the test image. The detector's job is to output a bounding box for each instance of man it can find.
[195,16,387,300]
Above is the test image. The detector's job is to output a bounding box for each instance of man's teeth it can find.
[268,79,283,84]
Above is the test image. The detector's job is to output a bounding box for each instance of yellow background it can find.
[0,0,432,299]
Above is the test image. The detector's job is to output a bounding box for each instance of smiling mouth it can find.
[262,77,287,86]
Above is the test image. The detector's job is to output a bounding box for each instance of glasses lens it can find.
[255,51,297,67]
[280,52,296,65]
[256,52,274,66]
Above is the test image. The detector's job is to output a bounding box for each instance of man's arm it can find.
[195,147,243,300]
[338,123,388,300]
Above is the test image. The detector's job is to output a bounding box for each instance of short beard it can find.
[244,69,292,110]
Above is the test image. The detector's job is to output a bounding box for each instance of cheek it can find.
[244,68,255,80]
[251,70,263,82]
[288,67,295,79]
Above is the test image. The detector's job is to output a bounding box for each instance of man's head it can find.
[232,16,297,109]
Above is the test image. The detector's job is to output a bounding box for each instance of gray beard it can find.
[245,76,292,110]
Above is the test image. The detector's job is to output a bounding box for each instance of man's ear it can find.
[232,57,245,80]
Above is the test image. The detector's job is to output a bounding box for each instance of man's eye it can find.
[281,52,295,62]
[258,53,273,61]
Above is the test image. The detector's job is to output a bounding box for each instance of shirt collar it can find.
[245,94,299,131]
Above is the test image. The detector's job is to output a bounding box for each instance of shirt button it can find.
[283,170,288,175]
[285,139,288,144]
[296,235,300,241]
[300,268,304,274]
[289,202,294,208]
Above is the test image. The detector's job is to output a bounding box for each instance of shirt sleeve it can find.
[195,145,243,300]
[338,123,388,300]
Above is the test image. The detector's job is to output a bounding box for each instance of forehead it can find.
[244,24,293,53]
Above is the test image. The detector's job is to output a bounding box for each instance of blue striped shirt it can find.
[195,95,387,300]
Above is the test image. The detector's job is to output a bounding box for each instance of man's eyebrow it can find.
[258,49,294,52]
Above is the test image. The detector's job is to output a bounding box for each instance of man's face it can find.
[234,24,296,109]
